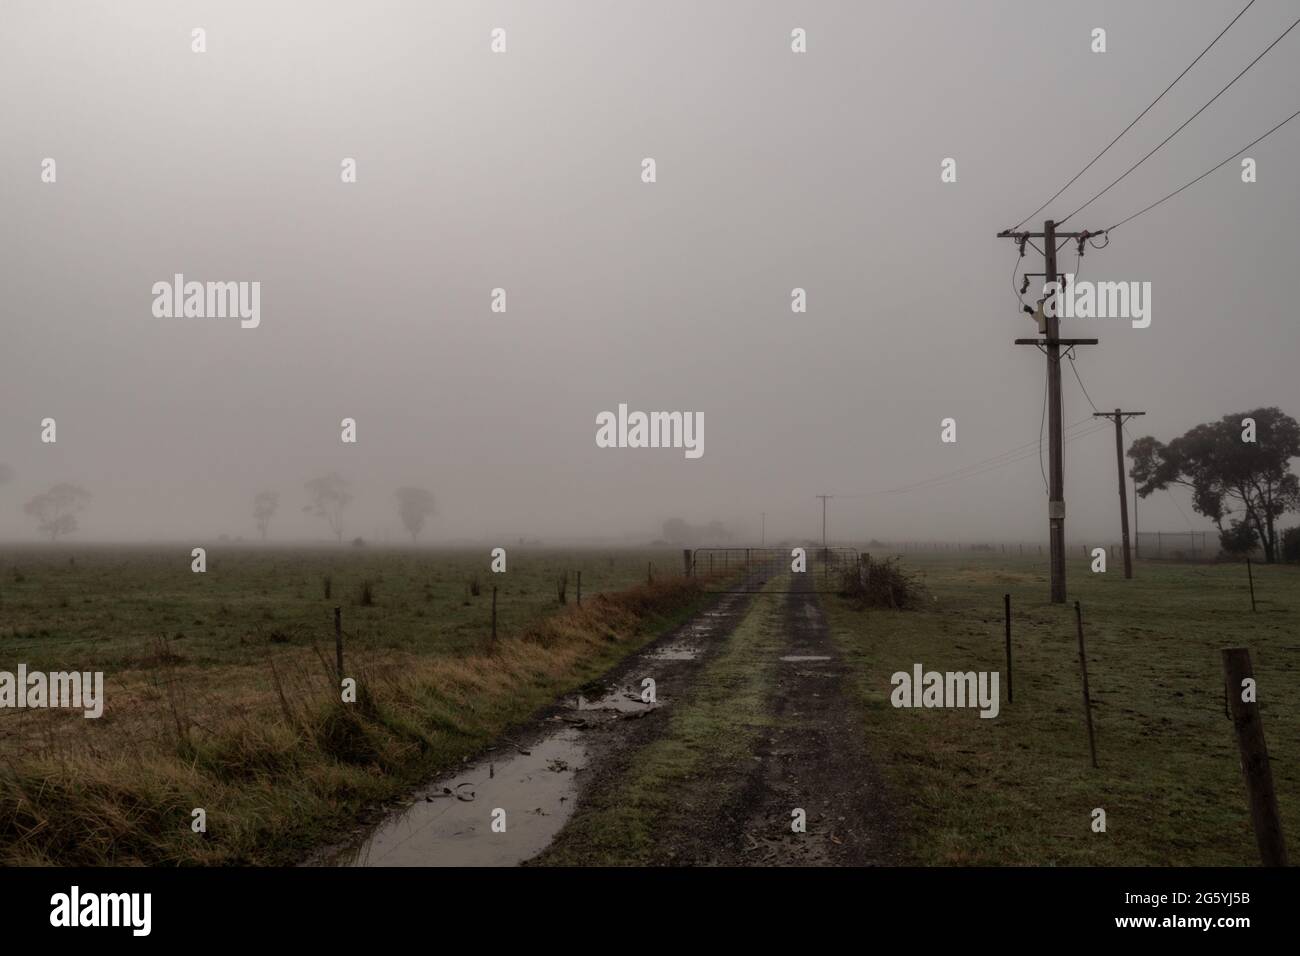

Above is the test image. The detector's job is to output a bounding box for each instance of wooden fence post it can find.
[491,586,497,642]
[1246,557,1257,612]
[1003,593,1013,704]
[1074,601,1098,769]
[577,571,582,606]
[1222,648,1287,865]
[334,606,343,680]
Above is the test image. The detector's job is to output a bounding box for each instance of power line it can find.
[1011,0,1258,231]
[1068,352,1100,414]
[1059,13,1300,225]
[832,418,1103,500]
[860,422,1110,497]
[1105,105,1300,232]
[881,424,1111,496]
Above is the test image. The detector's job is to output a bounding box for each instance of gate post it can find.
[683,549,692,577]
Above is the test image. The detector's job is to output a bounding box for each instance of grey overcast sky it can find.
[2,0,1298,545]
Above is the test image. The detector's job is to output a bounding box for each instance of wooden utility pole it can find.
[1000,220,1099,603]
[760,512,766,548]
[815,495,832,561]
[1222,648,1287,865]
[1093,409,1145,579]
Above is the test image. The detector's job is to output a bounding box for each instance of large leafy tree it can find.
[1128,407,1300,562]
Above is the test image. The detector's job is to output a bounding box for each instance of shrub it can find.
[839,555,927,609]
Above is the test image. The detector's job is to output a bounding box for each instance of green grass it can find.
[0,544,708,865]
[0,545,679,672]
[821,552,1300,865]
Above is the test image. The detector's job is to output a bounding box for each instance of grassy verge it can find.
[0,548,714,865]
[820,553,1300,865]
[535,582,784,865]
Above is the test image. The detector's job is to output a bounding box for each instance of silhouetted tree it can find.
[1129,407,1300,562]
[303,474,352,543]
[253,490,280,540]
[24,484,91,541]
[395,487,436,543]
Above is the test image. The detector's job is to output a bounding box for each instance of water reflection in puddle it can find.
[332,729,588,867]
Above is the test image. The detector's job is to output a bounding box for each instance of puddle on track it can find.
[326,587,756,867]
[330,729,588,867]
[647,643,701,661]
[571,687,659,713]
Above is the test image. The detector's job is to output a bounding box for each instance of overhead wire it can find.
[1059,13,1300,225]
[1011,0,1258,231]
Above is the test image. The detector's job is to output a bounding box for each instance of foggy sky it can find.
[2,0,1298,546]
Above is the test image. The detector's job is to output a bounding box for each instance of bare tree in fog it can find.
[253,491,280,541]
[395,487,436,543]
[24,484,91,541]
[303,474,352,544]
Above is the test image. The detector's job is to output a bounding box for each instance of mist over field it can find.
[2,0,1297,548]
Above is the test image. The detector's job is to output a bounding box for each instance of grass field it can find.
[821,552,1300,865]
[2,544,1295,867]
[0,544,707,865]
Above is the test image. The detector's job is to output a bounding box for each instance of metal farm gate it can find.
[689,547,860,593]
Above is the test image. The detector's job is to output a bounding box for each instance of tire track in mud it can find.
[538,573,899,866]
[719,572,901,866]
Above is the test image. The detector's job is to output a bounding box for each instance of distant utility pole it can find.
[1093,409,1145,579]
[815,495,832,559]
[761,512,766,547]
[1000,219,1100,604]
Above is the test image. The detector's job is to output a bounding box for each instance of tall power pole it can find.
[1093,409,1145,579]
[815,495,832,559]
[1000,219,1099,604]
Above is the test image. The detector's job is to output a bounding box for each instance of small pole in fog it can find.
[491,586,498,642]
[334,606,344,680]
[577,571,582,606]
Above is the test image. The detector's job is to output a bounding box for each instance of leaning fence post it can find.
[1074,601,1098,769]
[1003,593,1013,704]
[1246,557,1257,612]
[1222,648,1287,866]
[334,606,343,680]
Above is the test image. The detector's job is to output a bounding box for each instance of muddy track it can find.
[311,584,760,866]
[717,573,902,865]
